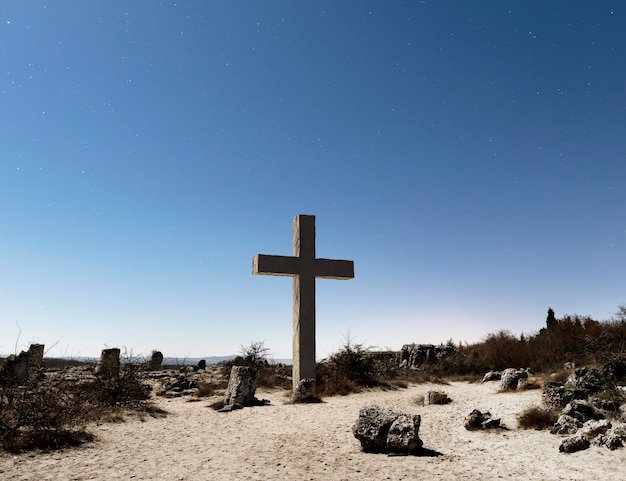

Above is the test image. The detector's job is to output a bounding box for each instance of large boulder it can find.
[499,368,528,391]
[352,406,423,453]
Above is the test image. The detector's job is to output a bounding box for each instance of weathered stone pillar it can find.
[27,344,45,369]
[96,348,121,380]
[148,350,164,371]
[224,366,257,407]
[0,343,45,386]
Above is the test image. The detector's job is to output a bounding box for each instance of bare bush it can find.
[517,406,558,430]
[0,378,93,453]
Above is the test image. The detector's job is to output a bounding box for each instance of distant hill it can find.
[0,355,292,368]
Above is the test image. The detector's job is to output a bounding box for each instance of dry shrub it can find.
[517,406,558,430]
[0,353,163,453]
[196,379,228,398]
[316,339,379,397]
[219,341,292,391]
[0,379,93,453]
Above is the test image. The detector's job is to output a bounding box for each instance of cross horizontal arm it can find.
[314,258,354,280]
[253,254,300,276]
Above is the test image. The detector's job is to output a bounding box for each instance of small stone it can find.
[559,435,590,453]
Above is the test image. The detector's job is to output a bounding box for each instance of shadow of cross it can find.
[253,214,354,394]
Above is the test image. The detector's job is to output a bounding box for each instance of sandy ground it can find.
[2,381,626,481]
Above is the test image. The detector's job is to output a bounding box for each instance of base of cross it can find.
[292,378,321,403]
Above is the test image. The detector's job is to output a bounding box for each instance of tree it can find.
[546,307,558,329]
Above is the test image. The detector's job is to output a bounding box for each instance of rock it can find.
[579,419,611,440]
[197,359,207,370]
[292,378,319,403]
[482,371,501,382]
[499,368,528,391]
[550,415,583,435]
[352,406,422,453]
[566,368,603,394]
[425,391,451,405]
[148,351,163,371]
[0,343,45,386]
[561,400,603,423]
[27,344,45,369]
[559,435,590,453]
[95,348,121,380]
[542,381,589,410]
[464,409,501,430]
[224,366,258,407]
[399,344,455,369]
[601,357,626,384]
[595,423,626,450]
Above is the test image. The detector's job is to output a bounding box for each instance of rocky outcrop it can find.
[399,344,454,369]
[542,364,626,452]
[352,406,423,453]
[159,375,199,397]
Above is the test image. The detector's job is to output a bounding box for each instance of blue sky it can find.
[2,1,625,360]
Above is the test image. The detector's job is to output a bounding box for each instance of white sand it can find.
[2,381,625,480]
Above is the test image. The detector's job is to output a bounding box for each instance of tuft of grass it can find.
[517,406,558,430]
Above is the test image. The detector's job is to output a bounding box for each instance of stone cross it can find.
[253,214,354,394]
